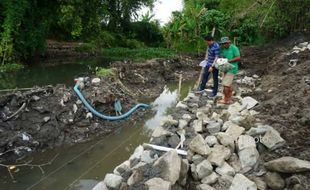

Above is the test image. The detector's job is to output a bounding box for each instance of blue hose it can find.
[73,84,150,121]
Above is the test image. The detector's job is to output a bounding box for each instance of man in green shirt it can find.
[218,37,241,104]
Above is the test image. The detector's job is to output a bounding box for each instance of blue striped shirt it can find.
[206,42,220,67]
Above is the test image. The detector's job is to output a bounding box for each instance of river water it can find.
[0,59,195,190]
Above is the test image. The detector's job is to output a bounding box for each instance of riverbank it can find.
[92,39,310,190]
[0,56,199,163]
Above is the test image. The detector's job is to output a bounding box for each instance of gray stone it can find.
[238,147,259,172]
[43,116,51,123]
[264,157,310,173]
[292,184,305,190]
[217,175,234,189]
[216,132,235,152]
[201,172,219,185]
[193,119,203,133]
[246,127,268,136]
[264,172,285,190]
[179,159,189,186]
[168,135,180,148]
[227,102,242,116]
[261,128,285,150]
[127,170,143,186]
[129,145,144,163]
[251,177,267,190]
[237,135,256,151]
[215,162,235,176]
[91,78,101,84]
[103,173,123,189]
[145,178,171,190]
[191,164,199,180]
[225,124,245,141]
[182,114,192,122]
[152,126,172,138]
[193,154,204,165]
[229,174,257,190]
[207,120,222,134]
[91,181,108,190]
[153,150,181,184]
[113,160,130,175]
[189,135,211,156]
[196,111,209,122]
[205,135,219,147]
[176,101,188,109]
[141,150,156,164]
[227,153,242,173]
[241,96,259,110]
[178,119,188,129]
[197,184,216,190]
[131,161,147,170]
[161,115,178,126]
[208,145,231,167]
[222,121,234,131]
[196,160,213,179]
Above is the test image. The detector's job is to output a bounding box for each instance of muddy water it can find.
[0,81,194,190]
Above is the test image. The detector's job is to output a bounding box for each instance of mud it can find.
[0,57,199,163]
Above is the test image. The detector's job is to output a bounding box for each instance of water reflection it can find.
[145,86,178,130]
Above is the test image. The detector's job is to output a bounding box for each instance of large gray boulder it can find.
[201,172,219,185]
[207,120,222,134]
[196,160,213,179]
[229,174,257,190]
[189,134,211,156]
[178,119,188,129]
[216,132,235,152]
[129,145,144,163]
[208,145,231,167]
[205,135,219,147]
[113,160,131,175]
[91,181,108,190]
[238,147,259,172]
[264,157,310,173]
[225,124,245,141]
[237,135,256,151]
[179,159,189,186]
[261,128,285,150]
[145,178,171,190]
[153,150,181,184]
[127,170,143,186]
[103,173,123,189]
[215,162,235,176]
[264,172,285,190]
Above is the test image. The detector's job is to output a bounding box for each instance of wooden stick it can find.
[4,102,26,121]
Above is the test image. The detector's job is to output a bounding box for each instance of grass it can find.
[101,48,177,61]
[0,63,24,73]
[96,68,114,77]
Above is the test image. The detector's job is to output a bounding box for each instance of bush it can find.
[96,68,114,77]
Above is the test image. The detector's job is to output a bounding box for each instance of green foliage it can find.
[232,18,259,45]
[102,48,177,61]
[0,63,24,73]
[96,68,114,77]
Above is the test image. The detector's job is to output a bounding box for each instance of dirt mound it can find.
[240,35,310,169]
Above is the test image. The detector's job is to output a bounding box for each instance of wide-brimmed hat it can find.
[220,37,231,44]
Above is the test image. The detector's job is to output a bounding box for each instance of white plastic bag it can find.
[215,58,235,72]
[199,60,207,67]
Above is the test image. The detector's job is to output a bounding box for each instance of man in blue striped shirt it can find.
[197,35,220,97]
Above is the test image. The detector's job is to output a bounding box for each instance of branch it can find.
[0,154,59,181]
[4,102,26,121]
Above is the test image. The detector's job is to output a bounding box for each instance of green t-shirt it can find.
[222,44,240,74]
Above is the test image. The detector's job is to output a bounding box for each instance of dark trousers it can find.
[199,66,219,95]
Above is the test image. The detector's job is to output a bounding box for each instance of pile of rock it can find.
[93,87,310,190]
